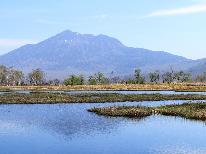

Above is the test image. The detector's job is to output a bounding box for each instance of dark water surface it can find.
[0,100,205,154]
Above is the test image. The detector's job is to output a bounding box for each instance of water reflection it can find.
[2,90,206,95]
[0,90,31,94]
[63,90,206,95]
[0,101,205,154]
[0,102,153,139]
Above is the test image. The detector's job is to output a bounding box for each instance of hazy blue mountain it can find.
[186,58,206,75]
[0,30,200,78]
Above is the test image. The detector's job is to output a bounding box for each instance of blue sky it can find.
[1,0,206,59]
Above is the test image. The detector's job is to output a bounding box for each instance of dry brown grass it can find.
[1,83,206,92]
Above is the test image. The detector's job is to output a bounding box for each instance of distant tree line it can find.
[1,65,206,86]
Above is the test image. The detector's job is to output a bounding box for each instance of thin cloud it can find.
[146,3,206,17]
[0,39,36,47]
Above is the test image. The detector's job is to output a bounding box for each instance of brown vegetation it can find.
[1,83,206,92]
[0,93,206,104]
[89,102,206,121]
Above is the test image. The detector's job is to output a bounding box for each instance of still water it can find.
[64,90,206,95]
[2,90,206,95]
[0,100,205,154]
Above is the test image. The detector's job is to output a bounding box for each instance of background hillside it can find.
[0,30,205,79]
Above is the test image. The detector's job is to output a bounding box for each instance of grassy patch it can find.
[155,103,206,121]
[0,93,206,104]
[88,106,152,118]
[89,102,206,121]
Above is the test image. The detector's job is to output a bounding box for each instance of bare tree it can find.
[149,71,160,83]
[28,69,45,85]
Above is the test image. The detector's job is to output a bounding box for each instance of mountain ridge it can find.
[0,30,204,79]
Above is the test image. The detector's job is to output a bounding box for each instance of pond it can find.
[0,100,205,154]
[64,90,206,95]
[2,90,206,95]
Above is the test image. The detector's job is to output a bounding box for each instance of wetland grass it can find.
[89,102,206,121]
[1,83,206,92]
[155,102,206,121]
[0,93,206,104]
[88,106,153,118]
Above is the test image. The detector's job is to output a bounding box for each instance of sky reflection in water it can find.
[0,100,205,154]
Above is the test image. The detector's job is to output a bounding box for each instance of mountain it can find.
[0,30,203,79]
[187,58,206,75]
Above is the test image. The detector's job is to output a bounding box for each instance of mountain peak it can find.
[52,30,80,39]
[38,30,124,49]
[0,29,194,79]
[58,30,80,36]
